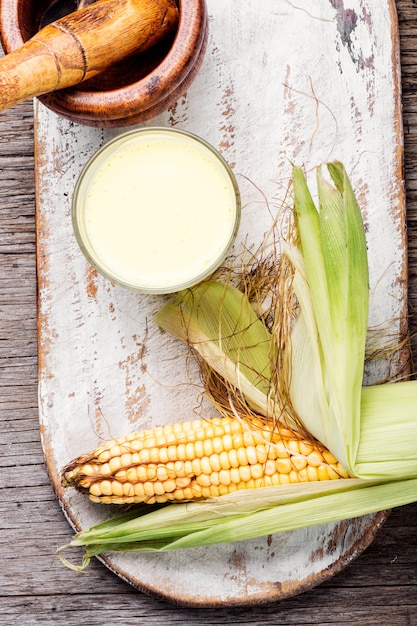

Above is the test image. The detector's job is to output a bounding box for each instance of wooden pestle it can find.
[0,0,179,111]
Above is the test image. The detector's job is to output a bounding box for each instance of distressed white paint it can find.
[36,0,406,606]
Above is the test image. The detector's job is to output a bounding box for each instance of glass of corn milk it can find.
[72,127,241,294]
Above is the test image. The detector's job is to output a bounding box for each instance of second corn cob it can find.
[61,416,350,505]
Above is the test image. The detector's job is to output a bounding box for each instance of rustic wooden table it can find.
[1,1,416,623]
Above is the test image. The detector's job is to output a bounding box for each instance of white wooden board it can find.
[36,0,406,607]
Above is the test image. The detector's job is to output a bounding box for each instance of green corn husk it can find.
[59,162,417,565]
[61,476,417,565]
[153,280,278,419]
[284,163,369,473]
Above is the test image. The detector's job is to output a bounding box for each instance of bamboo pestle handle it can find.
[0,0,179,112]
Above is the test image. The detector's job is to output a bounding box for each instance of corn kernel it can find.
[100,480,113,496]
[123,483,135,497]
[219,451,231,470]
[153,481,165,496]
[250,463,264,480]
[291,454,308,471]
[126,467,139,483]
[210,472,220,486]
[264,459,277,476]
[131,452,140,464]
[100,463,112,476]
[336,464,350,478]
[111,480,123,497]
[176,476,192,489]
[130,438,144,451]
[196,474,211,487]
[246,445,257,465]
[243,429,256,446]
[307,450,324,466]
[306,465,319,481]
[287,439,300,454]
[298,468,309,482]
[183,442,194,460]
[232,432,244,449]
[89,482,103,497]
[255,444,268,464]
[176,443,186,461]
[194,440,204,458]
[219,469,232,486]
[208,484,220,497]
[289,470,299,483]
[143,481,154,497]
[97,449,111,463]
[326,466,341,480]
[228,448,239,468]
[201,456,211,475]
[239,465,252,482]
[139,449,150,464]
[109,445,121,459]
[218,484,230,496]
[209,453,221,472]
[108,457,122,473]
[271,473,280,486]
[155,466,169,481]
[318,465,330,481]
[190,485,202,498]
[167,445,177,461]
[203,439,213,456]
[236,447,248,466]
[276,443,290,459]
[162,479,177,493]
[262,475,272,487]
[230,467,241,484]
[299,440,315,456]
[323,450,338,465]
[212,437,223,454]
[191,458,201,476]
[277,457,292,474]
[133,483,145,497]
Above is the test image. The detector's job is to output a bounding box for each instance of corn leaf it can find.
[357,381,417,478]
[154,281,278,418]
[66,476,417,557]
[287,163,369,473]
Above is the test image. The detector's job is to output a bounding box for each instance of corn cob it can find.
[61,416,350,505]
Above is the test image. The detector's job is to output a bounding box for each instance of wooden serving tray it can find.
[35,0,407,607]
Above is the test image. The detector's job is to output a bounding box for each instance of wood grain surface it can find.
[1,0,416,624]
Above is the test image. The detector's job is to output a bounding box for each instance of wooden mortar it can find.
[0,0,208,127]
[0,0,179,112]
